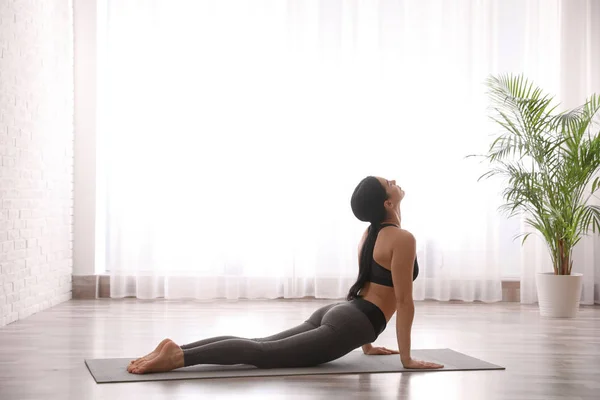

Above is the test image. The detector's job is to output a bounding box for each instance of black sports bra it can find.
[368,224,420,287]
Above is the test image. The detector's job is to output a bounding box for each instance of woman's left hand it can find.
[363,346,400,355]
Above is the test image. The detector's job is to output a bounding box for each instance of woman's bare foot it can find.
[127,338,173,372]
[130,340,185,374]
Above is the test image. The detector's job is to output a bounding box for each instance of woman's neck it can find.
[381,218,401,227]
[382,222,400,228]
[382,210,401,227]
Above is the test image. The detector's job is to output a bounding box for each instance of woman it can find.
[128,176,443,374]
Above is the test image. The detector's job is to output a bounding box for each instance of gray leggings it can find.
[180,300,381,369]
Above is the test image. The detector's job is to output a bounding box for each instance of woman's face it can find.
[376,177,404,208]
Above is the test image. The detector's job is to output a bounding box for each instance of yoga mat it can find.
[85,348,504,384]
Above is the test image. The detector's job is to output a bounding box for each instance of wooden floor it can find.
[0,299,599,400]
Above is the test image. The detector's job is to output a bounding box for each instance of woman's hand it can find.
[363,346,400,355]
[401,358,444,369]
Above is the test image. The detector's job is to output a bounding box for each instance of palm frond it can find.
[514,231,535,245]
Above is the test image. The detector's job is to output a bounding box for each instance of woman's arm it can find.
[389,230,416,365]
[390,231,443,369]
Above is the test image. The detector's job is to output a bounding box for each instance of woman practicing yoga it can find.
[128,176,443,374]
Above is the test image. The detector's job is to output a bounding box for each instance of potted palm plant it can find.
[474,74,600,317]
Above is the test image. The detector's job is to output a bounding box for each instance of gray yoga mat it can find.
[85,348,504,384]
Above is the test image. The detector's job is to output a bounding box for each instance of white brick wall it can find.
[0,0,73,327]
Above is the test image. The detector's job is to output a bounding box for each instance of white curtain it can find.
[519,0,600,305]
[98,0,596,302]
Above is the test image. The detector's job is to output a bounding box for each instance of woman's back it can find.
[359,225,412,321]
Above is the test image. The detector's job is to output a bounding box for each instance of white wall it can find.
[561,0,600,304]
[0,0,74,326]
[73,0,99,276]
[586,0,600,305]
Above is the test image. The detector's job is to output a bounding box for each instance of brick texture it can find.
[0,0,73,326]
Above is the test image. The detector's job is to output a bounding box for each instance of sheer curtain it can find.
[519,0,600,305]
[98,0,587,302]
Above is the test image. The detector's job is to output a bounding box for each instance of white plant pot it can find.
[536,272,583,318]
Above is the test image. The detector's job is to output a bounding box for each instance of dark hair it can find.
[347,176,388,300]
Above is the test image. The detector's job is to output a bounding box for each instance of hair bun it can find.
[350,176,387,224]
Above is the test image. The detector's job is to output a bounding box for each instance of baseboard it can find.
[72,275,99,299]
[502,280,520,302]
[73,275,522,302]
[98,275,110,298]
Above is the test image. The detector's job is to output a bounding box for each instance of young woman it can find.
[128,176,443,373]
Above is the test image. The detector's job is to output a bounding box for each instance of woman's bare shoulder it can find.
[389,228,416,245]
